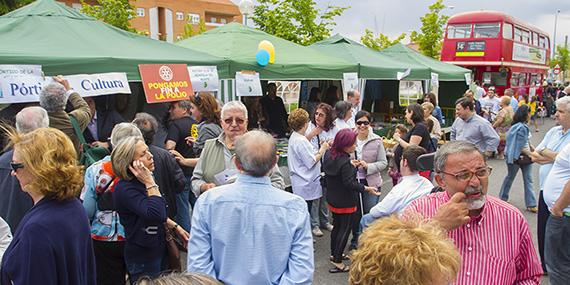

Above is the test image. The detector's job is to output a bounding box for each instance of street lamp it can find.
[553,9,561,58]
[239,0,254,26]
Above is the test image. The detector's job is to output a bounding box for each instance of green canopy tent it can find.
[0,0,228,81]
[310,34,431,80]
[176,23,357,80]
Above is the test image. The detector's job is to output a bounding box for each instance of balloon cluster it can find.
[256,40,275,67]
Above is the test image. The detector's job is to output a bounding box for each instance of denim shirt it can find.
[81,156,125,241]
[505,122,529,164]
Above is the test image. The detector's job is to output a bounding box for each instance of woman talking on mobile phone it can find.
[112,136,189,284]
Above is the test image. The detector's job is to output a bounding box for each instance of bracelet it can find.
[146,184,158,190]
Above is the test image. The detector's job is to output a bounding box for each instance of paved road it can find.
[313,118,556,284]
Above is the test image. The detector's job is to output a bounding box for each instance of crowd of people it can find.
[0,75,569,285]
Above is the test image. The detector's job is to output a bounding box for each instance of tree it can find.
[81,0,137,32]
[252,0,348,46]
[361,29,406,51]
[551,45,570,78]
[409,0,449,59]
[178,19,207,41]
[0,0,34,15]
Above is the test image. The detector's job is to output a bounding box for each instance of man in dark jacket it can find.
[83,97,125,150]
[133,113,186,219]
[39,75,91,155]
[0,107,49,231]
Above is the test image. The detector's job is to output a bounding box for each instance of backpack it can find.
[69,115,110,168]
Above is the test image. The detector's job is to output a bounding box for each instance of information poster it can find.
[235,71,262,97]
[66,72,131,97]
[342,72,359,99]
[188,66,219,92]
[139,64,193,103]
[398,81,423,107]
[0,65,45,103]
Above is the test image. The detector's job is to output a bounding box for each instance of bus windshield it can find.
[474,23,500,38]
[447,24,472,39]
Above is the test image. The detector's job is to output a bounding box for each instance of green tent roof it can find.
[0,0,227,80]
[381,43,471,81]
[310,34,431,80]
[176,23,357,80]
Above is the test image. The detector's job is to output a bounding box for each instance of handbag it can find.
[165,227,182,272]
[514,153,533,165]
[69,116,110,168]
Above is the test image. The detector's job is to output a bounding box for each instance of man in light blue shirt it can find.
[505,88,519,112]
[451,97,500,157]
[530,96,570,273]
[360,146,433,229]
[187,130,313,285]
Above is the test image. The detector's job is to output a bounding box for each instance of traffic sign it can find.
[554,64,561,75]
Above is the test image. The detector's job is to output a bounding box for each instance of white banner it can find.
[430,72,439,88]
[67,72,131,97]
[0,65,46,103]
[397,68,411,80]
[512,43,546,64]
[342,72,359,99]
[235,72,262,97]
[464,73,472,85]
[188,66,219,92]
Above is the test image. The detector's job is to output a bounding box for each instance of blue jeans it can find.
[545,214,570,285]
[499,162,537,207]
[125,256,162,285]
[310,187,330,228]
[174,176,192,232]
[350,182,380,247]
[360,213,377,231]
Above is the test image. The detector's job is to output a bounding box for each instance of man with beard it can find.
[405,141,542,284]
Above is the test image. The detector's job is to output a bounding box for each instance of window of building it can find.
[188,13,200,24]
[502,23,513,39]
[176,12,184,21]
[137,8,145,17]
[483,72,507,87]
[221,18,227,24]
[474,23,500,38]
[210,17,217,23]
[71,3,82,11]
[447,24,472,39]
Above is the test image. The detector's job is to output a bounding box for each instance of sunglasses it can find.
[10,162,24,172]
[223,117,246,125]
[356,121,370,126]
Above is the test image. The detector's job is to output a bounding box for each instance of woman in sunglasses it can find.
[191,101,284,198]
[1,128,96,285]
[348,111,387,250]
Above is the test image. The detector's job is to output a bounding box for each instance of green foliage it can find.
[0,0,34,15]
[81,0,137,32]
[409,0,449,59]
[252,0,349,46]
[551,45,570,77]
[179,19,207,41]
[360,29,406,51]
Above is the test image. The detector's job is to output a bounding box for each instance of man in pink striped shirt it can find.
[405,141,542,284]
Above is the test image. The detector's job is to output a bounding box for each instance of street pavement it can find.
[312,117,556,284]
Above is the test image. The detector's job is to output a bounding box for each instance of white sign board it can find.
[464,73,472,85]
[430,72,439,88]
[512,43,547,64]
[66,72,131,97]
[0,65,46,103]
[188,66,219,92]
[342,72,359,99]
[235,72,262,97]
[397,68,411,80]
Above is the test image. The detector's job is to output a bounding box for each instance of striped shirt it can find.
[406,192,542,285]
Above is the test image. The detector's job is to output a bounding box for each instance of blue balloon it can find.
[256,49,270,66]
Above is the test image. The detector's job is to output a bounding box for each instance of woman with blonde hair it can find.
[137,272,221,285]
[492,96,514,160]
[112,136,189,284]
[349,216,460,285]
[0,128,96,285]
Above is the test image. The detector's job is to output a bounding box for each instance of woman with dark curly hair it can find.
[1,128,96,285]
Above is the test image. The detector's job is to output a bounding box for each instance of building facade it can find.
[60,0,242,42]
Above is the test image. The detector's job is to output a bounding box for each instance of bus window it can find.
[532,32,539,46]
[515,27,523,42]
[511,73,528,87]
[483,72,507,87]
[447,24,472,39]
[474,23,500,38]
[530,74,540,85]
[539,36,546,48]
[521,30,530,44]
[503,23,513,39]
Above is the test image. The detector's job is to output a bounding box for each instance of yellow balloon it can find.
[258,40,275,64]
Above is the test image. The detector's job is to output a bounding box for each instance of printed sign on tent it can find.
[235,71,262,97]
[464,73,472,85]
[342,72,359,99]
[0,65,46,104]
[66,72,131,97]
[430,72,439,88]
[139,64,194,103]
[188,66,219,92]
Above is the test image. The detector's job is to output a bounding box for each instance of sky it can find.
[233,0,570,48]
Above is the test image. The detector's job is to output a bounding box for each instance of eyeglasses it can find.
[356,121,370,126]
[223,117,246,125]
[10,162,24,172]
[439,166,492,181]
[315,112,325,118]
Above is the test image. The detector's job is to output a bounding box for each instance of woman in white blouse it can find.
[288,108,330,212]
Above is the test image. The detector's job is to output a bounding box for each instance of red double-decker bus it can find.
[441,11,550,97]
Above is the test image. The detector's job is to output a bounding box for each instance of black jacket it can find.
[149,145,186,219]
[83,110,125,144]
[323,151,364,209]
